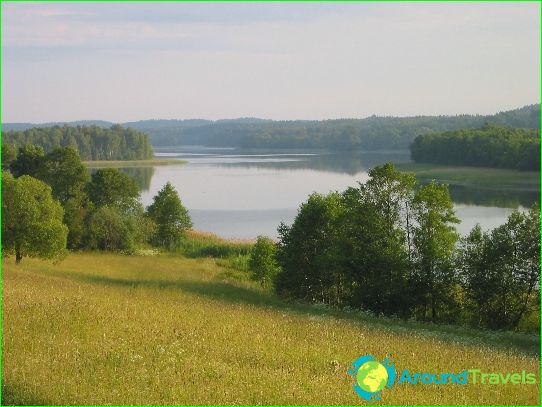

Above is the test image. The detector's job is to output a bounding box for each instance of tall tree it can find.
[342,163,415,316]
[2,173,68,263]
[146,182,192,249]
[411,182,460,322]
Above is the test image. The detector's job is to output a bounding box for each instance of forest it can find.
[410,125,540,170]
[3,104,539,151]
[2,125,154,160]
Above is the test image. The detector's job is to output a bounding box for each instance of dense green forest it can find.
[3,104,539,150]
[410,125,540,170]
[2,125,154,160]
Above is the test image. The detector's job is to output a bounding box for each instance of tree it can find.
[458,224,499,327]
[146,182,192,249]
[411,181,460,322]
[476,208,540,330]
[341,163,415,317]
[2,144,17,170]
[249,236,281,288]
[276,192,346,305]
[87,206,139,252]
[87,168,141,213]
[2,173,68,263]
[10,144,45,177]
[39,147,90,205]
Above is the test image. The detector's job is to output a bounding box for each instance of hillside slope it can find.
[2,253,539,405]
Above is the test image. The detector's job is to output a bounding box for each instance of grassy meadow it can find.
[2,251,540,405]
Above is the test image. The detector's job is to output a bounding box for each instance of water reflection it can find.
[114,146,539,238]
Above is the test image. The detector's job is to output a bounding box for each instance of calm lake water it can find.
[127,146,539,239]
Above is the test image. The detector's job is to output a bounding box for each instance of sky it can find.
[2,1,540,123]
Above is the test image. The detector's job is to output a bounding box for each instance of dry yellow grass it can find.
[2,253,540,405]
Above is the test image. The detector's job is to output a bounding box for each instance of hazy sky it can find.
[2,2,540,123]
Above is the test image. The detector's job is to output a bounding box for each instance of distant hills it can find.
[3,104,539,151]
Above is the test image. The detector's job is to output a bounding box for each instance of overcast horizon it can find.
[2,2,540,123]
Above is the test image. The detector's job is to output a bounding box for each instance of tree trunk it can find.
[15,249,22,264]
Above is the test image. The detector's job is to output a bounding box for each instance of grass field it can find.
[83,159,186,168]
[2,252,540,405]
[396,163,540,191]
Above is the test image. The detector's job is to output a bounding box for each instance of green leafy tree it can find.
[276,192,346,305]
[249,236,281,288]
[146,182,192,249]
[2,144,17,170]
[344,163,416,316]
[87,206,141,252]
[87,168,141,213]
[10,144,45,177]
[2,173,68,263]
[411,181,460,322]
[459,208,540,330]
[39,147,90,205]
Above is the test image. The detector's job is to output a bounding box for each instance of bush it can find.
[249,236,281,288]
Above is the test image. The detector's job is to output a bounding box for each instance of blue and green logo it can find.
[349,354,537,402]
[348,355,396,401]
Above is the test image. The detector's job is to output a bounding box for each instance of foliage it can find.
[275,163,540,331]
[9,144,45,177]
[458,206,540,330]
[411,182,460,322]
[127,104,540,150]
[410,124,540,170]
[3,124,154,161]
[1,173,68,263]
[276,192,346,304]
[39,147,90,205]
[86,206,143,252]
[249,236,281,288]
[1,143,17,170]
[87,168,141,213]
[146,182,192,249]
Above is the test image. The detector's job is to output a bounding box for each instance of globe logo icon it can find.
[356,361,389,393]
[348,355,396,401]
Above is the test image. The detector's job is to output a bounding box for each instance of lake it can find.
[128,146,539,239]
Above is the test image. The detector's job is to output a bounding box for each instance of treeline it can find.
[249,164,540,332]
[3,104,539,151]
[410,125,540,171]
[2,125,154,161]
[2,145,191,262]
[141,104,540,150]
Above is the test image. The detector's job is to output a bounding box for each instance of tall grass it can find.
[178,230,253,273]
[2,253,540,405]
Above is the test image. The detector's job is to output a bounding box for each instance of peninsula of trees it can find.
[2,125,154,161]
[410,125,540,171]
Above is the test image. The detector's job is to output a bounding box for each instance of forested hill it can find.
[2,104,539,151]
[410,125,540,171]
[3,125,154,160]
[135,104,540,149]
